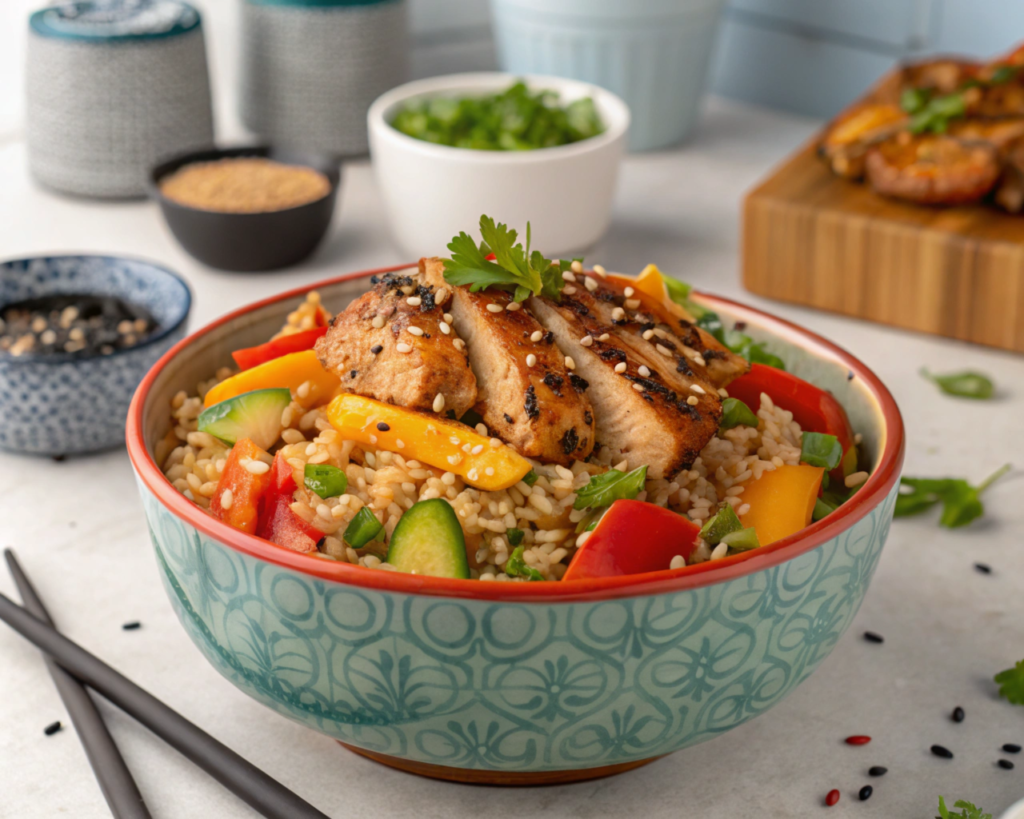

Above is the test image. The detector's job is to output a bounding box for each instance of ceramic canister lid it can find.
[29,0,201,41]
[244,0,397,6]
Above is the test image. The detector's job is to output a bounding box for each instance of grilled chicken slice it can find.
[865,134,1000,205]
[420,257,594,465]
[529,289,723,480]
[315,269,477,418]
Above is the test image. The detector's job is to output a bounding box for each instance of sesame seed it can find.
[220,488,233,509]
[687,396,699,405]
[653,328,669,339]
[471,444,484,455]
[614,362,627,373]
[695,356,706,367]
[122,621,141,630]
[450,436,461,445]
[433,393,445,413]
[528,330,543,343]
[462,443,472,454]
[562,270,577,283]
[526,354,537,367]
[453,338,465,350]
[406,296,422,306]
[564,356,576,370]
[486,303,504,313]
[467,468,480,481]
[864,631,884,643]
[868,767,887,777]
[506,301,522,311]
[656,344,672,357]
[396,439,405,449]
[490,438,503,448]
[624,286,635,297]
[598,333,610,341]
[1004,744,1022,754]
[485,467,495,476]
[999,759,1015,770]
[296,381,311,399]
[407,326,424,336]
[584,277,598,292]
[638,365,651,377]
[718,388,729,398]
[44,721,63,736]
[475,423,488,435]
[624,299,641,310]
[690,384,706,394]
[593,264,607,276]
[632,383,645,393]
[436,288,449,303]
[845,471,869,488]
[396,342,413,353]
[930,744,953,759]
[564,285,577,295]
[642,329,655,340]
[376,422,390,431]
[710,543,728,560]
[447,454,461,465]
[952,706,965,722]
[580,335,595,348]
[440,321,451,335]
[369,434,378,444]
[571,260,583,273]
[242,459,269,475]
[444,312,454,323]
[371,315,385,329]
[611,307,625,320]
[669,555,685,570]
[370,344,383,354]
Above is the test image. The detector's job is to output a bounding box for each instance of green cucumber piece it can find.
[198,388,291,451]
[386,499,469,579]
[344,507,383,548]
[699,503,743,545]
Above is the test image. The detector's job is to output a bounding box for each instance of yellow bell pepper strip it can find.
[204,350,340,410]
[326,394,532,491]
[738,464,825,546]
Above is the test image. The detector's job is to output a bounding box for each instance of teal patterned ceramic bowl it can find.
[127,266,904,784]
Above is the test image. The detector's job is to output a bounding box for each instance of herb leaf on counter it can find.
[894,464,1011,528]
[920,368,995,399]
[994,660,1024,706]
[936,797,992,819]
[574,465,648,510]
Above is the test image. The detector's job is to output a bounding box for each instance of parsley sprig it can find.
[995,659,1024,705]
[443,215,576,302]
[894,464,1011,528]
[936,797,991,819]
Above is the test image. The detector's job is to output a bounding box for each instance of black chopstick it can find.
[5,549,152,819]
[0,589,330,819]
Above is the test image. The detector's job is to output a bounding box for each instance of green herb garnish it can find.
[573,465,648,510]
[800,432,844,471]
[344,507,384,548]
[699,503,743,545]
[506,528,524,547]
[936,796,992,819]
[909,92,967,134]
[721,527,760,551]
[994,659,1024,705]
[444,215,572,302]
[901,86,932,114]
[504,546,545,581]
[894,464,1011,528]
[522,469,539,487]
[720,397,759,430]
[990,64,1021,85]
[304,464,348,499]
[390,81,604,151]
[920,368,995,399]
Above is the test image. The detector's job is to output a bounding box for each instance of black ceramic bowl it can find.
[149,146,341,272]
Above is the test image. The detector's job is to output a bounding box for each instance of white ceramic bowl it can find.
[367,72,630,258]
[1001,797,1024,819]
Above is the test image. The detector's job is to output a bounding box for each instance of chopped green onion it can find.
[506,528,524,547]
[813,497,838,521]
[504,546,545,581]
[344,507,383,548]
[699,503,743,546]
[304,464,348,499]
[920,368,994,399]
[573,465,648,510]
[800,432,844,471]
[522,469,539,487]
[721,527,760,551]
[720,397,759,430]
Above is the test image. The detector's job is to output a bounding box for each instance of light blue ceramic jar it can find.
[490,0,726,152]
[128,269,904,782]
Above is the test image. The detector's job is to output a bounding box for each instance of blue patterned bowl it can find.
[1,255,191,456]
[127,266,903,783]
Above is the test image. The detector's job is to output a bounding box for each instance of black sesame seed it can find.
[503,413,514,424]
[864,631,884,644]
[931,744,953,759]
[122,621,141,631]
[51,454,66,462]
[952,706,965,723]
[733,321,747,331]
[376,422,390,432]
[868,766,887,777]
[44,721,62,736]
[847,371,855,381]
[858,785,873,801]
[974,562,992,574]
[349,370,358,379]
[370,345,383,355]
[999,759,1015,770]
[1003,744,1021,754]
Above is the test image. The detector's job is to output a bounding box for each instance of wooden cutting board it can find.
[742,87,1024,354]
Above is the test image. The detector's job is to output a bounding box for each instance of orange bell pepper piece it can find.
[739,464,824,546]
[204,350,340,410]
[210,438,273,535]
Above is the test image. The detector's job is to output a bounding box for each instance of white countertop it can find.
[2,87,1024,819]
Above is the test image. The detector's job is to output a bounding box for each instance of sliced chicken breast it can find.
[420,257,595,464]
[315,269,477,418]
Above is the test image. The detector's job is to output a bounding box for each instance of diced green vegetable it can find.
[197,388,291,451]
[699,503,743,546]
[522,469,539,487]
[920,368,994,399]
[344,507,384,549]
[721,527,760,551]
[894,464,1011,528]
[800,432,844,471]
[304,464,347,499]
[574,465,648,510]
[504,546,545,581]
[506,528,524,546]
[813,497,838,521]
[720,397,759,430]
[386,499,469,579]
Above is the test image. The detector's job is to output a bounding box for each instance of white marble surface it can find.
[2,66,1024,819]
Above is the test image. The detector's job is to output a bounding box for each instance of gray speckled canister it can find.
[241,0,408,156]
[26,1,214,198]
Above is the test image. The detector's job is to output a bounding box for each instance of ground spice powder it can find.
[160,158,331,213]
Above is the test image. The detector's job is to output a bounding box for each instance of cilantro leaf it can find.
[921,367,995,399]
[894,464,1011,528]
[995,659,1024,705]
[936,796,992,819]
[505,546,544,580]
[573,465,648,510]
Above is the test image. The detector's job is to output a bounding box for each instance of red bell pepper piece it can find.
[726,363,856,479]
[562,500,700,581]
[210,438,273,535]
[231,326,329,371]
[255,452,324,553]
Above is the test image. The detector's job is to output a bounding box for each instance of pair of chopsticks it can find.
[1,549,330,819]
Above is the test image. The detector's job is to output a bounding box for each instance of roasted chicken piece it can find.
[315,270,478,418]
[529,287,724,480]
[865,134,1000,205]
[995,139,1024,212]
[948,117,1024,154]
[819,103,908,179]
[420,257,594,465]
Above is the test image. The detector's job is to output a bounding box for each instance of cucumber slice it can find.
[198,388,291,451]
[386,499,469,579]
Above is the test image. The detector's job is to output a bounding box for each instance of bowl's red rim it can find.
[127,264,905,604]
